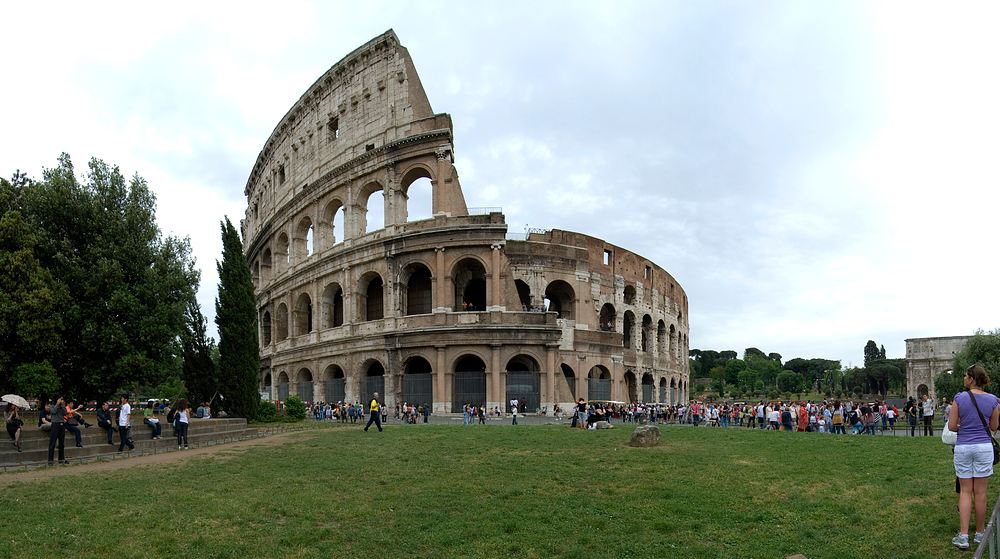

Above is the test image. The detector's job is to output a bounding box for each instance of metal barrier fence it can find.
[974,495,1000,558]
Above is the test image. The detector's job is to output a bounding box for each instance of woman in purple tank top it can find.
[948,365,1000,550]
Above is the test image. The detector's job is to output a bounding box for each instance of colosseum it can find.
[241,30,690,414]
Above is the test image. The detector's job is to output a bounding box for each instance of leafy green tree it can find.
[216,217,259,420]
[738,369,758,392]
[767,352,783,365]
[725,358,747,386]
[776,371,804,393]
[953,329,1000,397]
[760,360,781,390]
[744,348,765,360]
[284,394,306,421]
[935,370,966,403]
[709,365,727,397]
[0,174,67,397]
[719,350,738,361]
[15,155,197,400]
[864,340,880,367]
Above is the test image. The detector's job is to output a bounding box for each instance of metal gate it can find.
[659,385,666,403]
[298,381,313,404]
[588,378,611,401]
[325,379,345,403]
[402,373,433,406]
[362,376,385,400]
[671,386,676,405]
[506,371,540,413]
[452,371,486,412]
[277,383,289,402]
[642,384,653,403]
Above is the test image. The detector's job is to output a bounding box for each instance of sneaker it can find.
[954,534,970,550]
[975,533,984,545]
[184,445,189,450]
[178,445,182,450]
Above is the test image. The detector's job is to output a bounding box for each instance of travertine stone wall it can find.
[905,336,968,402]
[243,30,690,414]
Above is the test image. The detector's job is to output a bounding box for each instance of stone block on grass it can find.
[630,425,660,447]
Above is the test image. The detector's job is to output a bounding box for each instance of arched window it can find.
[623,311,635,349]
[365,190,385,234]
[544,280,575,320]
[297,368,313,403]
[295,293,312,335]
[322,283,344,328]
[275,303,289,340]
[261,311,272,346]
[362,361,385,399]
[453,258,486,311]
[321,200,343,249]
[624,371,638,404]
[294,216,313,260]
[453,355,487,413]
[599,303,616,332]
[641,373,654,403]
[657,320,667,358]
[515,280,531,310]
[403,170,433,223]
[623,285,636,305]
[405,266,433,315]
[402,357,433,406]
[641,315,652,352]
[261,248,272,282]
[364,275,384,321]
[561,364,576,399]
[588,365,611,401]
[324,365,345,403]
[505,355,540,413]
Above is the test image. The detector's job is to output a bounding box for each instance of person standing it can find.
[949,365,999,550]
[922,394,935,436]
[511,405,518,425]
[904,397,918,437]
[576,398,587,429]
[175,399,189,449]
[48,395,67,466]
[117,394,135,453]
[364,392,383,432]
[96,401,117,445]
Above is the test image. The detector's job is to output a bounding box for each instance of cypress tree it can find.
[216,217,259,420]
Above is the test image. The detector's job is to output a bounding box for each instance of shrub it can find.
[284,395,307,421]
[256,400,281,423]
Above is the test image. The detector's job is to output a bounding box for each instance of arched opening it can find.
[918,384,930,397]
[252,260,259,288]
[297,368,313,403]
[321,199,344,249]
[641,315,652,352]
[659,377,667,403]
[671,378,677,405]
[275,303,289,340]
[361,274,384,321]
[263,373,272,399]
[294,293,312,336]
[453,355,487,412]
[364,188,385,234]
[261,248,272,282]
[276,371,290,402]
[623,311,635,349]
[588,366,611,401]
[599,303,616,331]
[623,285,636,305]
[294,216,313,260]
[453,258,487,311]
[657,320,667,358]
[544,280,575,320]
[321,283,344,328]
[641,373,654,403]
[405,265,433,315]
[402,356,433,406]
[261,310,272,346]
[362,361,385,399]
[669,324,677,363]
[505,355,540,413]
[276,232,290,272]
[515,279,531,311]
[324,365,345,403]
[561,363,576,399]
[402,170,433,222]
[624,371,638,404]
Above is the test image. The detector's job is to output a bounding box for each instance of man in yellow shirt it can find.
[364,392,383,432]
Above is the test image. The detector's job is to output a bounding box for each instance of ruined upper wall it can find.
[242,30,450,236]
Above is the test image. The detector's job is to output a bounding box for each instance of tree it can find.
[725,358,747,386]
[0,174,67,397]
[17,155,198,400]
[953,329,1000,397]
[767,352,783,365]
[935,370,965,403]
[216,217,259,420]
[182,299,218,407]
[709,365,727,397]
[744,347,765,361]
[776,371,804,393]
[864,340,880,367]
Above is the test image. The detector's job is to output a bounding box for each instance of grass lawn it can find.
[0,423,971,558]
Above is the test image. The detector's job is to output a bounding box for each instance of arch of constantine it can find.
[241,30,690,414]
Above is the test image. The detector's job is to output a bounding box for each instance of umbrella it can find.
[1,394,30,409]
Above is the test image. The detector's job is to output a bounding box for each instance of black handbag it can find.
[968,390,1000,465]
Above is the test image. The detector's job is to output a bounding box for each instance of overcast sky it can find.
[2,1,998,369]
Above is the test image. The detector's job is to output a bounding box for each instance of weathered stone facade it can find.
[241,30,690,414]
[905,336,969,401]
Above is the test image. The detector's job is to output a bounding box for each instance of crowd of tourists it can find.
[308,401,433,424]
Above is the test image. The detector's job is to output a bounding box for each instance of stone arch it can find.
[669,324,677,363]
[600,303,616,331]
[641,372,654,403]
[515,279,531,310]
[321,198,345,249]
[321,282,344,328]
[452,257,487,311]
[400,165,434,223]
[294,292,313,336]
[296,367,313,403]
[293,215,313,260]
[453,354,487,412]
[544,280,575,320]
[252,259,259,288]
[358,180,385,235]
[624,370,638,404]
[402,355,433,406]
[275,302,289,340]
[359,272,384,321]
[588,365,611,401]
[623,311,635,349]
[261,310,272,346]
[506,354,541,413]
[657,320,666,358]
[276,370,290,402]
[275,232,289,273]
[623,285,636,305]
[659,377,667,403]
[323,364,345,403]
[403,263,433,315]
[641,314,652,352]
[260,247,272,282]
[561,363,576,399]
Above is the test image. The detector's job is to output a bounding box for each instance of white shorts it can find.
[955,443,994,478]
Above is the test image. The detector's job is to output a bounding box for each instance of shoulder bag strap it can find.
[967,390,995,438]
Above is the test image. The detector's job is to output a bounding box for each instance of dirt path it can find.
[0,431,307,485]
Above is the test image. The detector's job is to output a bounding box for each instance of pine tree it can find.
[216,217,259,419]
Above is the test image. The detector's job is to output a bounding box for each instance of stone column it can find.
[435,345,447,414]
[490,343,502,411]
[545,343,557,411]
[434,247,447,312]
[489,242,503,311]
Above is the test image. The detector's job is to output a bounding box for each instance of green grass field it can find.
[0,423,973,558]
